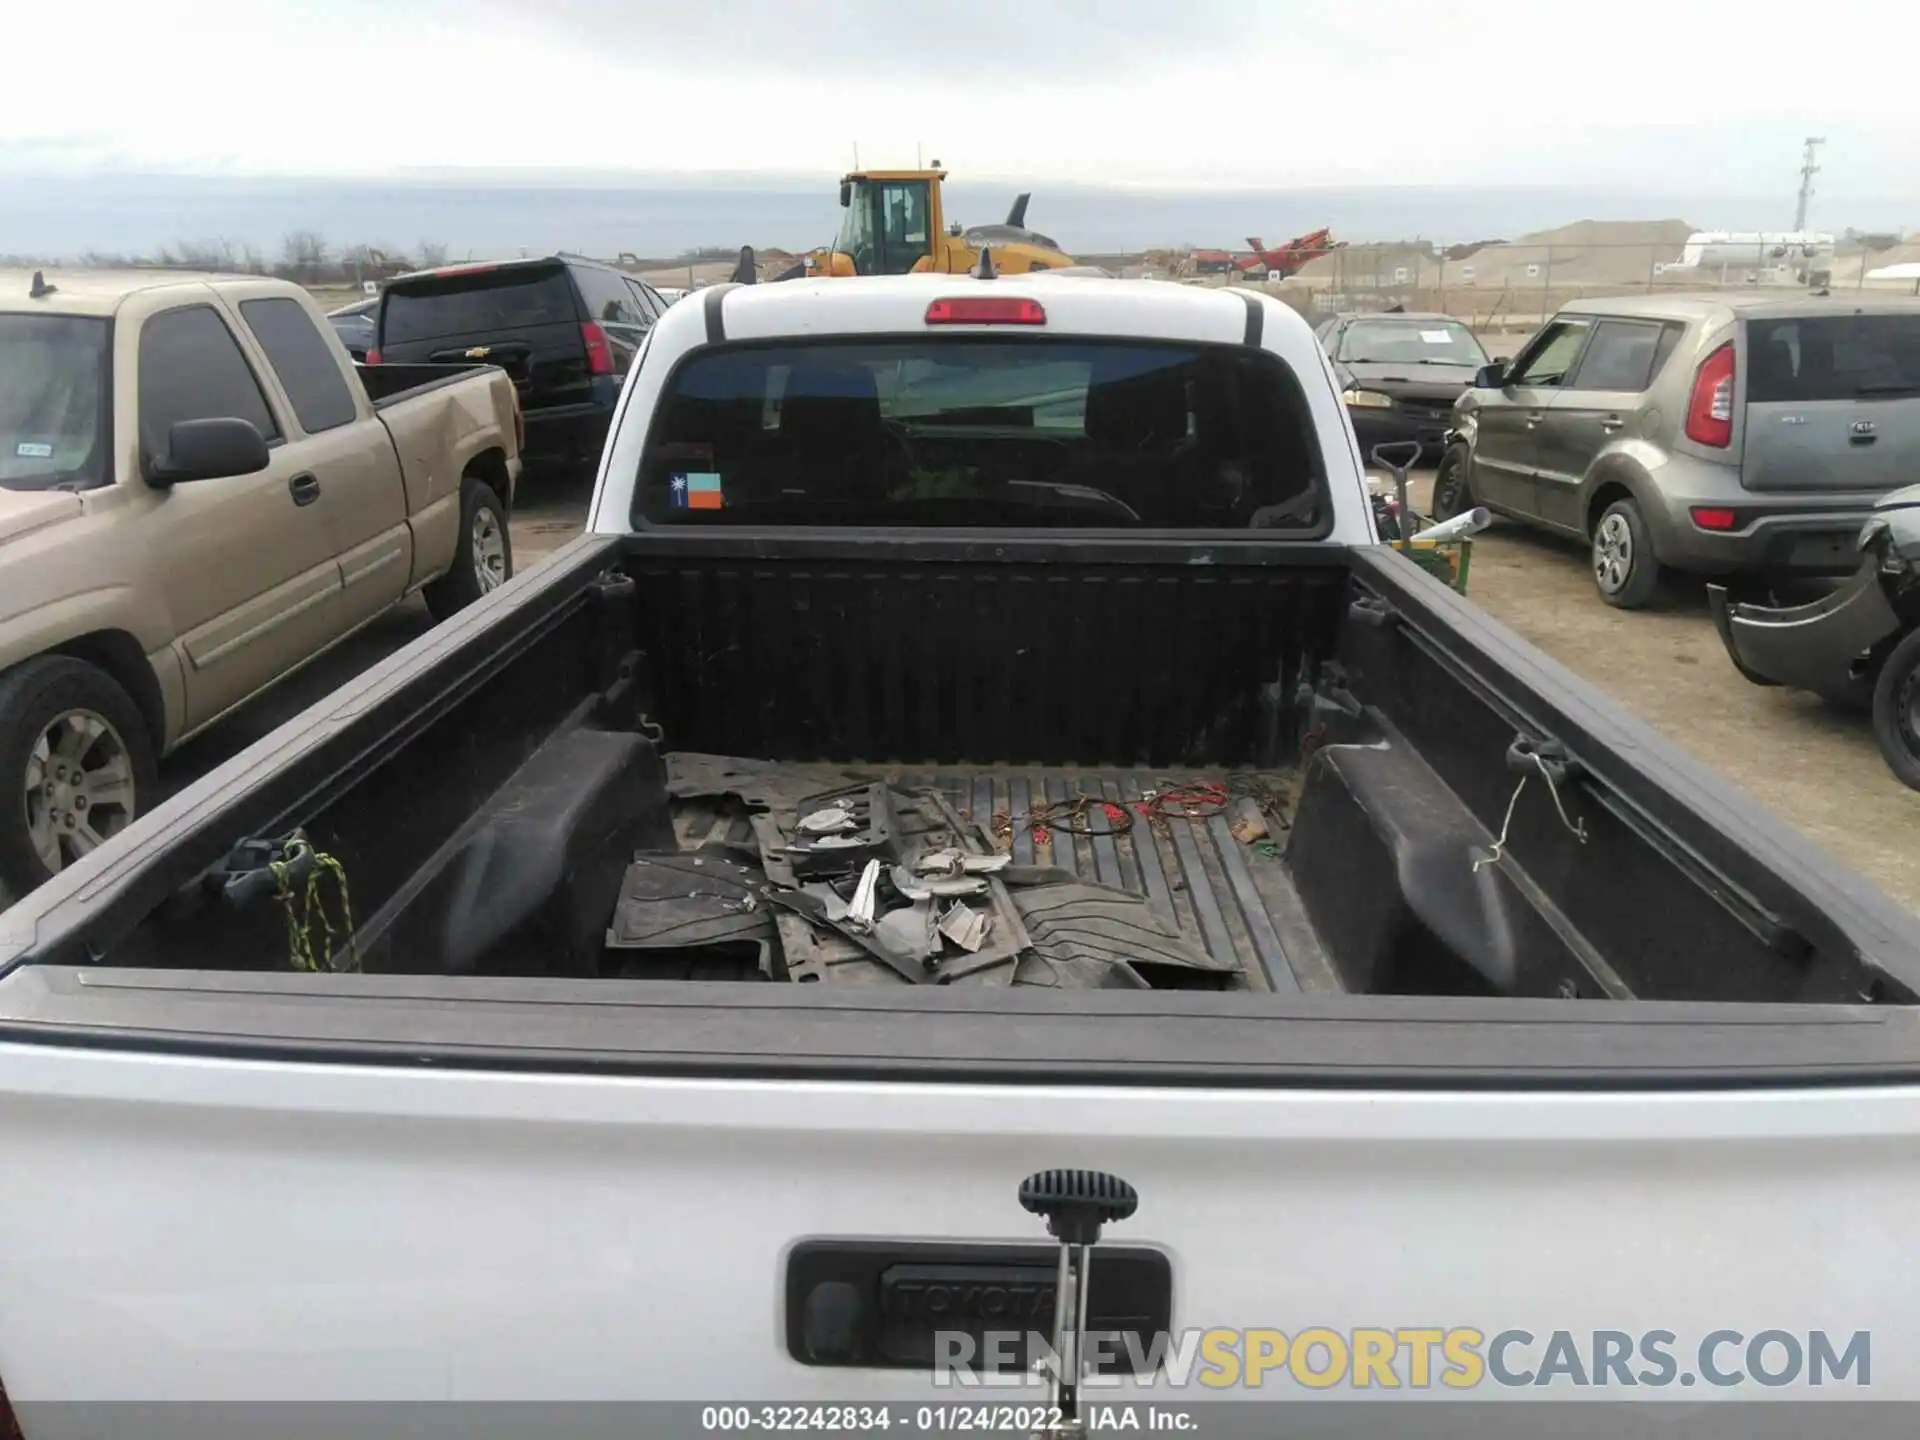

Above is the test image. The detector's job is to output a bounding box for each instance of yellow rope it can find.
[269,833,358,973]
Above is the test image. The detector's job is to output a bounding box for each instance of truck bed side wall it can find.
[1331,567,1879,1003]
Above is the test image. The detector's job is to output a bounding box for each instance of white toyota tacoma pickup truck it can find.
[0,273,1915,1439]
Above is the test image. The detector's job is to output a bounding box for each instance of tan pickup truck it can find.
[0,268,523,897]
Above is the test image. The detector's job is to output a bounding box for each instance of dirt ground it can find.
[1394,469,1920,909]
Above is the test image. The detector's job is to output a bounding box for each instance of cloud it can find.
[439,0,1259,79]
[0,0,1916,201]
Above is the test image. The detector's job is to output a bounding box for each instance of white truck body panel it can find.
[0,1042,1913,1405]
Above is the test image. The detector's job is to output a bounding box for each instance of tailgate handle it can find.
[784,1239,1170,1374]
[1525,410,1545,427]
[288,473,321,507]
[1850,432,1877,446]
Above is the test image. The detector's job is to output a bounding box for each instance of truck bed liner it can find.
[664,758,1334,994]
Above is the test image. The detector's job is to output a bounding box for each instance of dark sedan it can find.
[327,297,378,361]
[1316,311,1496,462]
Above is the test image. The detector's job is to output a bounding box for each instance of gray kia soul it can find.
[1434,293,1920,607]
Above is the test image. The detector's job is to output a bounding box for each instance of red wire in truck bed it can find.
[1138,780,1231,822]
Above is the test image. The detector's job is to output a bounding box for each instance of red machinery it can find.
[1235,228,1346,278]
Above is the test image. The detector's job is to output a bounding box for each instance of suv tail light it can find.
[581,322,614,376]
[925,297,1047,326]
[510,383,524,452]
[364,347,383,365]
[1685,342,1735,448]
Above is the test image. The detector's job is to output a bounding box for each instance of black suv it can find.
[370,254,668,473]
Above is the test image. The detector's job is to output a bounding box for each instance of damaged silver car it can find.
[1709,483,1920,789]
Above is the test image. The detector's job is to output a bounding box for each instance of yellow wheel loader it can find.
[775,165,1075,279]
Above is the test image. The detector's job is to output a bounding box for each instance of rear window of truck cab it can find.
[380,263,579,345]
[633,338,1329,532]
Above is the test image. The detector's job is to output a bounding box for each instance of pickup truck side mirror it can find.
[839,180,852,208]
[148,417,271,487]
[1472,362,1508,389]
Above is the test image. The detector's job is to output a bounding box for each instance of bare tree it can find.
[240,243,268,275]
[173,237,240,271]
[280,230,330,282]
[417,241,449,268]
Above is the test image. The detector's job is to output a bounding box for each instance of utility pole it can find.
[1794,137,1825,231]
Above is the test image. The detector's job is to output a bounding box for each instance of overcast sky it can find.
[3,0,1914,198]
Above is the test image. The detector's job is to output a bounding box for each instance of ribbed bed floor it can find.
[667,761,1337,994]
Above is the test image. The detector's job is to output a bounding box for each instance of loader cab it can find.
[833,170,943,276]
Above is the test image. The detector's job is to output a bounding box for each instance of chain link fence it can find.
[1221,236,1919,337]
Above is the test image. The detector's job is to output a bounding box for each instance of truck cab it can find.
[829,169,943,276]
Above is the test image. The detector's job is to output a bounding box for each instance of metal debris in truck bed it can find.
[627,756,1321,990]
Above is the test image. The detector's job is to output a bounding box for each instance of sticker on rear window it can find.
[670,471,724,511]
[15,442,54,459]
[1420,330,1454,344]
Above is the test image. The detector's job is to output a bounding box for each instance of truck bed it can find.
[14,531,1920,1013]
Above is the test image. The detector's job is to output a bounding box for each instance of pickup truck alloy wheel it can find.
[1871,628,1920,792]
[423,477,514,621]
[1591,498,1663,609]
[0,655,158,896]
[25,709,134,872]
[472,507,508,592]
